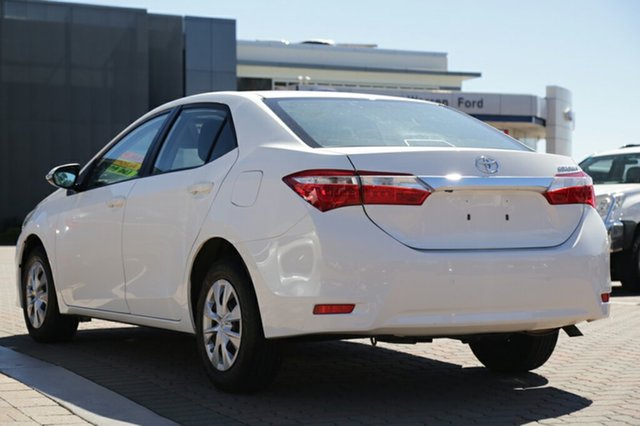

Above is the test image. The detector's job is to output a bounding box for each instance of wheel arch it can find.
[189,237,263,332]
[18,234,48,308]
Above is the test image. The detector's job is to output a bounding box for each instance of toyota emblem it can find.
[475,156,499,174]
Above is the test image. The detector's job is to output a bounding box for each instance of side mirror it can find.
[46,163,81,189]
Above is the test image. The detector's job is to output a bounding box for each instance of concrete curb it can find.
[0,346,178,426]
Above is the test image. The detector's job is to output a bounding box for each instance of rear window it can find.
[265,97,529,151]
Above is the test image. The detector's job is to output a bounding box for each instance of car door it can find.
[122,105,239,320]
[55,113,169,313]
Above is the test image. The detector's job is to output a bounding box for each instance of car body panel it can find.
[54,181,136,313]
[594,184,640,228]
[242,203,609,338]
[339,148,583,250]
[122,150,238,321]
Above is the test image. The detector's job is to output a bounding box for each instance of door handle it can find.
[188,181,214,196]
[106,196,126,208]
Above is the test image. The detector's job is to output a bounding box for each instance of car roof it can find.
[249,90,436,102]
[142,90,439,122]
[177,90,438,103]
[139,90,440,131]
[586,146,640,158]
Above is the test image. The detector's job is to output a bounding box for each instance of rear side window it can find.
[153,107,236,174]
[265,97,529,151]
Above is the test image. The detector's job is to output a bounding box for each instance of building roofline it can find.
[472,114,546,127]
[238,39,449,57]
[24,0,148,14]
[237,60,482,78]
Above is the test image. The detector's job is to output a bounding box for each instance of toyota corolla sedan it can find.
[17,91,610,392]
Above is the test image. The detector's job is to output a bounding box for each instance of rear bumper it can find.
[242,207,611,339]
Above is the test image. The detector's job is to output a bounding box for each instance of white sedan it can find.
[17,91,610,392]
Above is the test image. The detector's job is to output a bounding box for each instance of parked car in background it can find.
[581,144,640,292]
[17,91,611,392]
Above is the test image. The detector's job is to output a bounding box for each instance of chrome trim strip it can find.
[419,176,554,192]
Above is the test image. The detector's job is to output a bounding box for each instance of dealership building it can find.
[236,40,574,155]
[0,0,574,238]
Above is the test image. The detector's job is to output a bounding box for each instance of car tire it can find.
[22,248,79,342]
[619,235,640,292]
[469,330,559,373]
[196,257,280,393]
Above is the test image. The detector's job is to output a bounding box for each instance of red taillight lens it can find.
[360,174,431,205]
[544,186,596,208]
[282,170,360,212]
[544,171,596,208]
[601,293,610,303]
[283,170,431,212]
[313,304,355,315]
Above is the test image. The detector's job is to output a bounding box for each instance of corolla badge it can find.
[475,156,499,174]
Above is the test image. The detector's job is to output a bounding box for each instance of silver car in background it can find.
[581,144,640,292]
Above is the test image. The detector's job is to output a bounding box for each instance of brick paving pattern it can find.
[1,246,639,425]
[0,372,90,425]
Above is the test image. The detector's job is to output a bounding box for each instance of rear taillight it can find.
[282,170,360,212]
[283,170,431,212]
[359,173,431,205]
[544,171,596,208]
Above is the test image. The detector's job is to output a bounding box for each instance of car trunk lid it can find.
[332,147,588,250]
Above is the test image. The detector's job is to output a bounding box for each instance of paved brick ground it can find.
[1,246,639,425]
[0,372,90,425]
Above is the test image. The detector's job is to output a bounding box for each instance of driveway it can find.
[1,246,639,425]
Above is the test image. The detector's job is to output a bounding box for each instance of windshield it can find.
[580,153,640,184]
[265,97,530,151]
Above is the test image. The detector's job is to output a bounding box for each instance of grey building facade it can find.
[0,0,236,241]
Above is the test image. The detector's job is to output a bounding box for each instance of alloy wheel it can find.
[26,262,48,329]
[202,279,242,371]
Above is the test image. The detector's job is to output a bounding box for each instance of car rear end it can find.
[245,94,611,339]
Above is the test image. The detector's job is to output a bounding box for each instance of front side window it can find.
[265,97,529,151]
[580,153,640,184]
[85,114,168,189]
[153,107,235,174]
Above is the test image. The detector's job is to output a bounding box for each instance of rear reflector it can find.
[283,170,431,212]
[313,304,355,315]
[601,293,610,303]
[544,171,596,208]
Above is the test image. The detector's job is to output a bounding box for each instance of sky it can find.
[54,0,640,161]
